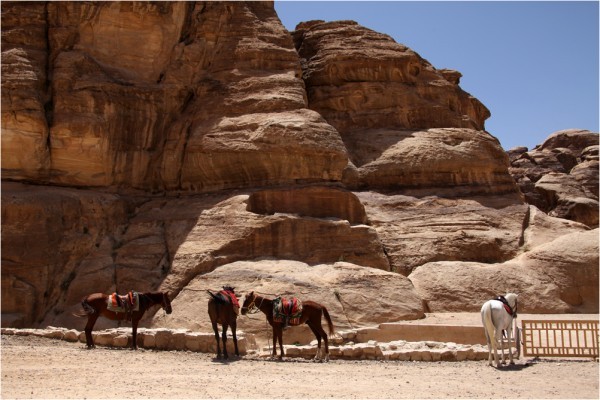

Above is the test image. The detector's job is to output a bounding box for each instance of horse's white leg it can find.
[494,329,502,367]
[500,334,506,365]
[314,346,321,361]
[507,321,515,365]
[483,331,493,366]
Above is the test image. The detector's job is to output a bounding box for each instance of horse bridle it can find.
[161,292,172,313]
[243,294,263,314]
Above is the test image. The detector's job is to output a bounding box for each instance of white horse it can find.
[481,293,518,367]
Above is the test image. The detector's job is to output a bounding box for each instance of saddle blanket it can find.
[107,291,140,313]
[220,289,240,315]
[272,297,302,325]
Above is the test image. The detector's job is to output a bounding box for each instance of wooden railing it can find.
[521,320,598,358]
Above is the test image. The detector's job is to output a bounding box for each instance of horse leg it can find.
[320,325,330,362]
[307,323,322,361]
[231,321,239,357]
[84,314,99,349]
[271,325,278,359]
[277,325,284,360]
[212,322,222,358]
[494,329,502,367]
[483,329,493,366]
[131,318,139,350]
[221,324,229,359]
[507,323,515,365]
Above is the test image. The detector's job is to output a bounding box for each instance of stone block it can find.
[154,330,171,350]
[63,329,80,342]
[113,335,129,347]
[143,332,156,348]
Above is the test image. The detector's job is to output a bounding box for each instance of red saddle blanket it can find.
[220,290,239,308]
[273,297,302,325]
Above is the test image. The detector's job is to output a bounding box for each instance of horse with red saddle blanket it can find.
[207,286,240,359]
[75,291,172,349]
[241,291,334,361]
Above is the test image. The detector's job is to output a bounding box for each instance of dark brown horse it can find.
[207,286,240,359]
[76,291,172,349]
[241,291,334,361]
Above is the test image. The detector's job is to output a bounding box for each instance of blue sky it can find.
[275,1,599,151]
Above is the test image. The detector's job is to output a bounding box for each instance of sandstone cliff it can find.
[508,129,599,227]
[2,2,597,334]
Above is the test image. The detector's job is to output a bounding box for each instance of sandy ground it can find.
[1,334,598,399]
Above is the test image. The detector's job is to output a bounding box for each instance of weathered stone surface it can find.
[292,20,519,197]
[357,192,528,276]
[1,2,50,181]
[1,182,128,327]
[509,129,599,227]
[3,2,348,191]
[246,185,367,224]
[410,229,599,313]
[293,20,489,132]
[342,127,520,196]
[41,185,389,328]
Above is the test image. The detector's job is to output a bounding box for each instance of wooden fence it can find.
[521,320,598,358]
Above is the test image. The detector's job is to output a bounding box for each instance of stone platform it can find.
[2,313,596,361]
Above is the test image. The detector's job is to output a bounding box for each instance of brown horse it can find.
[207,286,240,359]
[76,291,172,349]
[241,291,335,361]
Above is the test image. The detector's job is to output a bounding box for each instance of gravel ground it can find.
[1,334,598,399]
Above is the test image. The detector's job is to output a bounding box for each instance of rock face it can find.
[410,229,599,313]
[2,2,347,190]
[293,20,489,132]
[1,2,597,333]
[508,129,599,227]
[292,20,516,196]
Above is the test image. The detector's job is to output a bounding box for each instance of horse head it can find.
[504,292,518,317]
[241,291,256,315]
[162,292,173,314]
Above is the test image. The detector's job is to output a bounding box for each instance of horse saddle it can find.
[107,291,140,315]
[273,297,302,325]
[218,289,240,315]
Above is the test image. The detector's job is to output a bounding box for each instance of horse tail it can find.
[482,301,496,351]
[207,290,224,303]
[72,298,95,317]
[322,305,335,336]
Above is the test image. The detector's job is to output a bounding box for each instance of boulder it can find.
[410,229,598,313]
[153,260,425,340]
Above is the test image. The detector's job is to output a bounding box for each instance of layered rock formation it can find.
[2,2,347,190]
[508,129,599,227]
[293,20,516,196]
[2,2,597,336]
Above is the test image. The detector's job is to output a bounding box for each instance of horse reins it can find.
[243,294,264,315]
